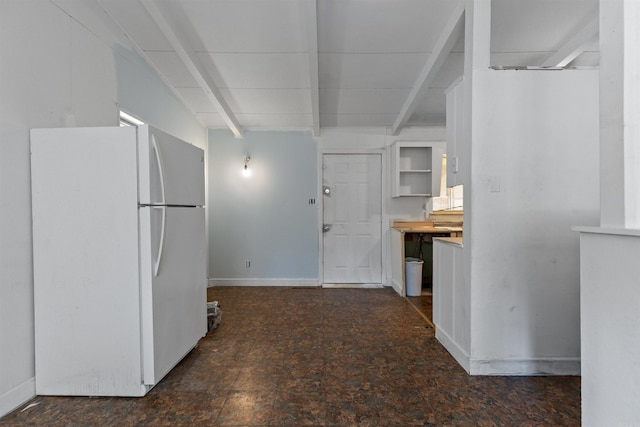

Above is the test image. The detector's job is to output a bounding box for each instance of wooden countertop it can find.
[392,225,461,233]
[391,219,462,234]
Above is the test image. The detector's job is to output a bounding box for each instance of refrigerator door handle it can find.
[151,135,166,205]
[153,206,167,277]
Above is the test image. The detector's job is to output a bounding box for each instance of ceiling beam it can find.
[141,0,243,137]
[97,0,205,128]
[392,2,465,136]
[305,0,320,137]
[541,15,599,68]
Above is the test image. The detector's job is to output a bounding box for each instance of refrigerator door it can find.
[31,126,148,396]
[137,125,205,207]
[139,205,207,385]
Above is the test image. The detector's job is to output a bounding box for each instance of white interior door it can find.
[322,154,382,284]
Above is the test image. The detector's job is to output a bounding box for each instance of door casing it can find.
[318,149,387,286]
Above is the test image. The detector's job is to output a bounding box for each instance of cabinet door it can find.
[445,78,463,187]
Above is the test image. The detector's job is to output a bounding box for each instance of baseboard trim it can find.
[208,278,319,287]
[322,283,383,289]
[0,377,36,418]
[435,327,471,374]
[469,357,581,376]
[390,278,403,296]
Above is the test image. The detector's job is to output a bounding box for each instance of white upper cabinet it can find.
[445,77,464,187]
[391,141,444,197]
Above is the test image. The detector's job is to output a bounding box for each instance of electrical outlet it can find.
[246,260,251,268]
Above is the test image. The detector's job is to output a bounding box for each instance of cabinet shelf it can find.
[391,141,444,198]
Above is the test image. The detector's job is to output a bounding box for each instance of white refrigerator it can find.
[30,125,207,396]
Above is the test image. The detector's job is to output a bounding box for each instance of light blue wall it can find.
[208,130,318,280]
[113,45,207,149]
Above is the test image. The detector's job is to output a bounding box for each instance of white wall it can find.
[207,126,446,286]
[113,45,207,150]
[208,130,318,284]
[575,1,640,425]
[578,230,640,426]
[0,0,205,416]
[0,1,116,415]
[467,69,600,374]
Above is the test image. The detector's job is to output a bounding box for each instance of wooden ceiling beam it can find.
[391,1,465,136]
[141,0,243,137]
[97,0,205,128]
[541,15,599,68]
[305,0,320,137]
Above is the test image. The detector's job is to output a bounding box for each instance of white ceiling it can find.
[98,0,599,135]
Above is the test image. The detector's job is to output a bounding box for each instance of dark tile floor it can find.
[2,286,580,426]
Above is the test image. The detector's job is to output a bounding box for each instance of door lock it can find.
[323,186,331,197]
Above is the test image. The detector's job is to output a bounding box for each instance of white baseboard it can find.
[208,278,319,287]
[436,327,471,374]
[322,283,383,289]
[390,278,403,296]
[435,324,580,376]
[469,357,581,376]
[0,377,35,418]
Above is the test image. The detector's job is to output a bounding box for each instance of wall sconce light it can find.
[242,155,251,177]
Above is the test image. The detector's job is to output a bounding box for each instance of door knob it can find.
[323,224,332,232]
[323,186,331,197]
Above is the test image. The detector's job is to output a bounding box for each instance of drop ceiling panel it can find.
[200,53,309,89]
[491,52,553,67]
[320,114,398,127]
[169,0,307,53]
[96,0,600,133]
[176,88,216,113]
[219,89,311,114]
[145,51,199,87]
[491,0,598,53]
[319,53,427,89]
[197,112,227,128]
[320,89,410,115]
[410,90,447,126]
[51,0,129,48]
[568,52,599,67]
[317,0,460,53]
[431,54,464,89]
[100,0,172,51]
[235,113,313,128]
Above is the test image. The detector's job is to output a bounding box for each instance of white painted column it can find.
[600,0,640,228]
[577,1,640,425]
[463,0,490,361]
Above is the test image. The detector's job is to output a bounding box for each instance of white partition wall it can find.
[0,1,206,416]
[466,68,599,375]
[574,1,640,425]
[433,0,600,376]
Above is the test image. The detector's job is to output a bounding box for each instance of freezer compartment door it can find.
[139,206,207,385]
[137,125,205,207]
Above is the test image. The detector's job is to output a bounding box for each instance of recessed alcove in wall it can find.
[490,0,599,68]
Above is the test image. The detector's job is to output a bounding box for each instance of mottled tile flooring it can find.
[2,286,580,426]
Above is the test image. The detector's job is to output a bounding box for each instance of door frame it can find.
[318,149,387,286]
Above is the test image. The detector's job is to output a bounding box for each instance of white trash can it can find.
[405,257,424,297]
